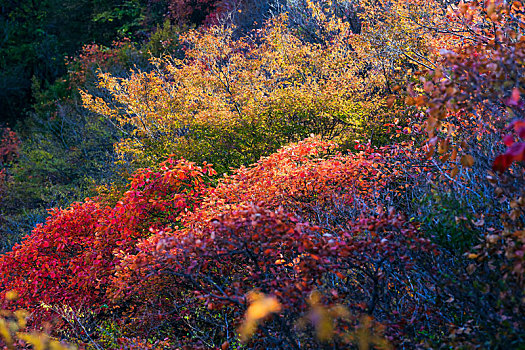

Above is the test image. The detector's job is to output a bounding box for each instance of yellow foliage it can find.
[81,0,451,172]
[295,290,392,349]
[238,290,282,342]
[82,10,382,171]
[0,292,76,350]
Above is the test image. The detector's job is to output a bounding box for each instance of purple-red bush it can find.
[111,204,439,348]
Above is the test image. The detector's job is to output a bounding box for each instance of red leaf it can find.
[493,154,513,173]
[518,126,525,139]
[509,87,521,106]
[507,142,525,161]
[503,134,515,147]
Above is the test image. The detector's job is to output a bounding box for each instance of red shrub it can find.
[66,39,136,86]
[191,137,428,231]
[0,139,446,346]
[0,157,215,323]
[0,201,107,312]
[110,204,438,347]
[105,139,438,346]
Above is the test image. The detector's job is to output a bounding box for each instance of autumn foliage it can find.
[0,158,215,320]
[0,138,440,348]
[1,0,525,349]
[81,9,384,172]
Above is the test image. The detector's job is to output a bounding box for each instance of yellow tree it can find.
[82,0,451,172]
[82,6,382,171]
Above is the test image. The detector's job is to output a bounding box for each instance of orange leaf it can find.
[460,154,474,167]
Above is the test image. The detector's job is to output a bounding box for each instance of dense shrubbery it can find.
[1,0,524,349]
[0,157,214,319]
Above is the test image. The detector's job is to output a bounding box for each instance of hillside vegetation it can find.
[0,0,524,348]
